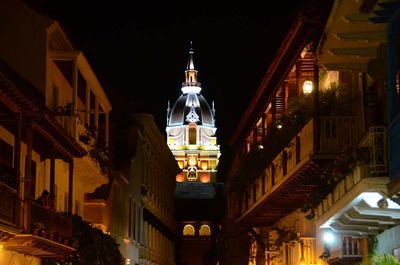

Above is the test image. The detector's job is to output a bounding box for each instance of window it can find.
[199,225,211,236]
[187,166,197,181]
[183,224,195,236]
[0,139,14,188]
[188,127,196,145]
[25,156,36,198]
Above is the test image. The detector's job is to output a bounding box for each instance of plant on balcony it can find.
[301,145,370,220]
[231,87,357,196]
[356,253,400,265]
[54,103,74,116]
[89,146,109,173]
[232,108,311,194]
[266,227,299,251]
[79,124,98,145]
[50,214,122,265]
[32,221,47,237]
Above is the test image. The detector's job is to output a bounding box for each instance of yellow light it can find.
[188,156,197,166]
[303,80,313,95]
[299,256,306,265]
[178,161,184,169]
[0,244,3,250]
[126,258,131,265]
[201,161,208,170]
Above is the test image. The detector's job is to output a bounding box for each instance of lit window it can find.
[183,224,195,236]
[189,127,196,144]
[199,225,211,236]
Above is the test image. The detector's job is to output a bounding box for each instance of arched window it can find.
[188,127,196,145]
[199,225,211,236]
[183,224,195,236]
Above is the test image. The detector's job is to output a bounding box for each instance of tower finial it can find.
[187,41,195,70]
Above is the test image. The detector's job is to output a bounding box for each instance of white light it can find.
[323,231,334,244]
[181,86,201,94]
[126,258,131,265]
[303,80,313,95]
[358,192,400,209]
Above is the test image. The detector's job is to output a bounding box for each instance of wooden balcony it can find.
[314,126,400,236]
[236,116,360,227]
[3,200,75,258]
[327,236,364,265]
[0,181,20,228]
[55,114,95,152]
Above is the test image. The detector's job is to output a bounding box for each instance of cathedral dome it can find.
[167,45,215,128]
[168,92,215,127]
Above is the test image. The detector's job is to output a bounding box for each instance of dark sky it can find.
[27,0,305,150]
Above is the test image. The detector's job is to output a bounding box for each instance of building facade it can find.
[0,0,113,264]
[166,46,223,265]
[85,114,180,265]
[223,1,400,265]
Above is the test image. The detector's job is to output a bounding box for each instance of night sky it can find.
[26,0,305,151]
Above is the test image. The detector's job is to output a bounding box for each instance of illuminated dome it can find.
[168,93,214,127]
[167,45,215,127]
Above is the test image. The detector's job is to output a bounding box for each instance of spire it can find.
[186,41,195,70]
[166,100,170,124]
[182,41,201,94]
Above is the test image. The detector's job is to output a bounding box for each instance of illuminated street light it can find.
[303,80,313,95]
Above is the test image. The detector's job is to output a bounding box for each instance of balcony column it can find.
[262,114,266,139]
[72,60,78,115]
[271,99,276,124]
[14,113,23,227]
[105,111,109,148]
[253,127,257,145]
[68,159,74,219]
[94,96,99,130]
[85,82,91,126]
[388,17,399,123]
[313,63,320,152]
[14,112,22,194]
[50,147,56,209]
[23,120,33,232]
[284,81,289,114]
[24,120,33,200]
[296,61,301,97]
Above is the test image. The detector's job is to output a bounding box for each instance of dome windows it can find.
[183,225,195,236]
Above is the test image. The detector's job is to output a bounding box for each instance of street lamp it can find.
[303,80,313,95]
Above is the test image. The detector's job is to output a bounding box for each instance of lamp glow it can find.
[299,256,306,265]
[323,231,334,244]
[303,80,313,95]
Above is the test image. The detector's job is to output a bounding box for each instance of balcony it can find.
[3,201,75,258]
[327,236,364,265]
[55,114,95,152]
[0,180,20,228]
[314,127,400,236]
[235,116,360,226]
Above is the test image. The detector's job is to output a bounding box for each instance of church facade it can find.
[166,45,223,265]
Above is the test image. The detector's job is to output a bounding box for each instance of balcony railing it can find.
[55,114,95,152]
[319,116,360,152]
[0,181,20,227]
[329,236,364,259]
[29,201,72,239]
[315,126,386,220]
[237,116,360,221]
